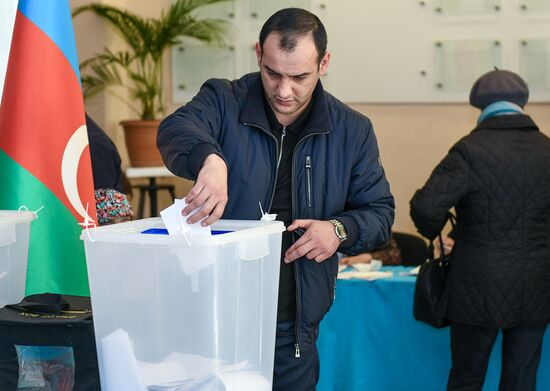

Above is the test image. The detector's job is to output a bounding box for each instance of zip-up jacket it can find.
[158,72,395,349]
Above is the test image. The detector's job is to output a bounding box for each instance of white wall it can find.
[73,1,550,228]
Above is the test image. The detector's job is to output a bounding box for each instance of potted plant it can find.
[73,0,230,167]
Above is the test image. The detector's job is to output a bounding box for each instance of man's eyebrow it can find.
[264,65,281,75]
[264,65,310,78]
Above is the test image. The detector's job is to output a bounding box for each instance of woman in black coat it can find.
[410,69,550,391]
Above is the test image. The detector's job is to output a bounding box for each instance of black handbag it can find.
[413,214,455,328]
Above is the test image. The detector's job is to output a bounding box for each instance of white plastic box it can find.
[82,218,284,391]
[0,210,36,307]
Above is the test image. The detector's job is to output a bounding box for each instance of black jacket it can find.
[411,114,550,328]
[86,115,123,192]
[158,73,394,347]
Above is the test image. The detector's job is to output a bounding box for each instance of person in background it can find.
[86,114,134,225]
[157,8,394,390]
[340,234,401,265]
[94,188,133,225]
[410,69,550,391]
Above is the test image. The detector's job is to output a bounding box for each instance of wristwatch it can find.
[329,219,348,243]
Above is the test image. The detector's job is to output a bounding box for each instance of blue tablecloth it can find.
[317,266,550,390]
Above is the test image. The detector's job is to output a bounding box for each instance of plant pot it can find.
[120,119,163,167]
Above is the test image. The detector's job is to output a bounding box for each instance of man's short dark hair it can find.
[259,8,327,65]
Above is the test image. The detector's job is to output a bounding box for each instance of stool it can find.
[136,177,176,218]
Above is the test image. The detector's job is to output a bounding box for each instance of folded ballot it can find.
[160,198,211,237]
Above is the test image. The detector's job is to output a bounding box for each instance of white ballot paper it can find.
[160,198,211,237]
[101,329,146,391]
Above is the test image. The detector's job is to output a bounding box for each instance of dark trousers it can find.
[272,320,320,391]
[447,322,547,391]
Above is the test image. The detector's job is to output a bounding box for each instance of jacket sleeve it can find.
[157,79,229,180]
[337,121,395,255]
[410,143,470,240]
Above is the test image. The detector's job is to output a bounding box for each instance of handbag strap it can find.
[429,212,456,266]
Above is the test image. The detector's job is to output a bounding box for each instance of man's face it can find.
[256,32,330,126]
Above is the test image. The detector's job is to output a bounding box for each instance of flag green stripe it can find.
[0,150,90,296]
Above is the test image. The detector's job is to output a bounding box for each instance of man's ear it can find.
[255,42,262,68]
[319,51,330,75]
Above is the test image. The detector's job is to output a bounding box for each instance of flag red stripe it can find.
[0,11,95,221]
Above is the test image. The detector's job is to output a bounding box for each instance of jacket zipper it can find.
[244,121,330,359]
[277,127,286,168]
[305,156,312,208]
[242,122,279,211]
[290,130,329,359]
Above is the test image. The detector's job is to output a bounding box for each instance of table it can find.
[317,266,550,391]
[125,166,175,218]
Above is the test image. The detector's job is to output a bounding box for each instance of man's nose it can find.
[277,78,292,98]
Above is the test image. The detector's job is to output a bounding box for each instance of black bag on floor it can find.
[0,293,100,390]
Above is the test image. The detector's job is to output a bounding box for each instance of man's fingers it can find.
[186,196,218,224]
[182,185,207,215]
[285,239,315,262]
[287,219,311,231]
[184,183,204,204]
[308,248,326,262]
[201,202,226,226]
[181,154,227,226]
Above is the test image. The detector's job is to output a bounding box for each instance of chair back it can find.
[393,232,428,266]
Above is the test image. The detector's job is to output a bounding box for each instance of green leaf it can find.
[73,0,232,119]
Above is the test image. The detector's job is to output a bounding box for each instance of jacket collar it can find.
[239,73,331,135]
[474,113,539,132]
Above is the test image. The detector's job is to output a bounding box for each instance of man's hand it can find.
[285,219,340,263]
[183,154,228,226]
[340,253,372,265]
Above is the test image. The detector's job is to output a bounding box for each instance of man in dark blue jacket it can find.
[158,8,394,390]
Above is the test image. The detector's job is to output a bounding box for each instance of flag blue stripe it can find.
[18,0,81,81]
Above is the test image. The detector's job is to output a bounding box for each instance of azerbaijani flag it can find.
[0,0,96,296]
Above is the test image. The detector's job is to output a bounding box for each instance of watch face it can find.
[337,225,347,240]
[331,219,347,241]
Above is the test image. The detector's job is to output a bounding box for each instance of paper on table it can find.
[100,329,146,391]
[409,265,421,276]
[160,198,211,237]
[350,259,382,272]
[337,270,393,281]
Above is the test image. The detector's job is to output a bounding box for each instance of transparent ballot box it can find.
[0,210,36,307]
[81,218,284,391]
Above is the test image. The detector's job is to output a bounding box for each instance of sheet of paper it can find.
[160,198,211,237]
[350,259,382,272]
[409,265,421,276]
[100,329,146,391]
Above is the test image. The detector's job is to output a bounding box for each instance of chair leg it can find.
[137,187,146,219]
[168,185,176,200]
